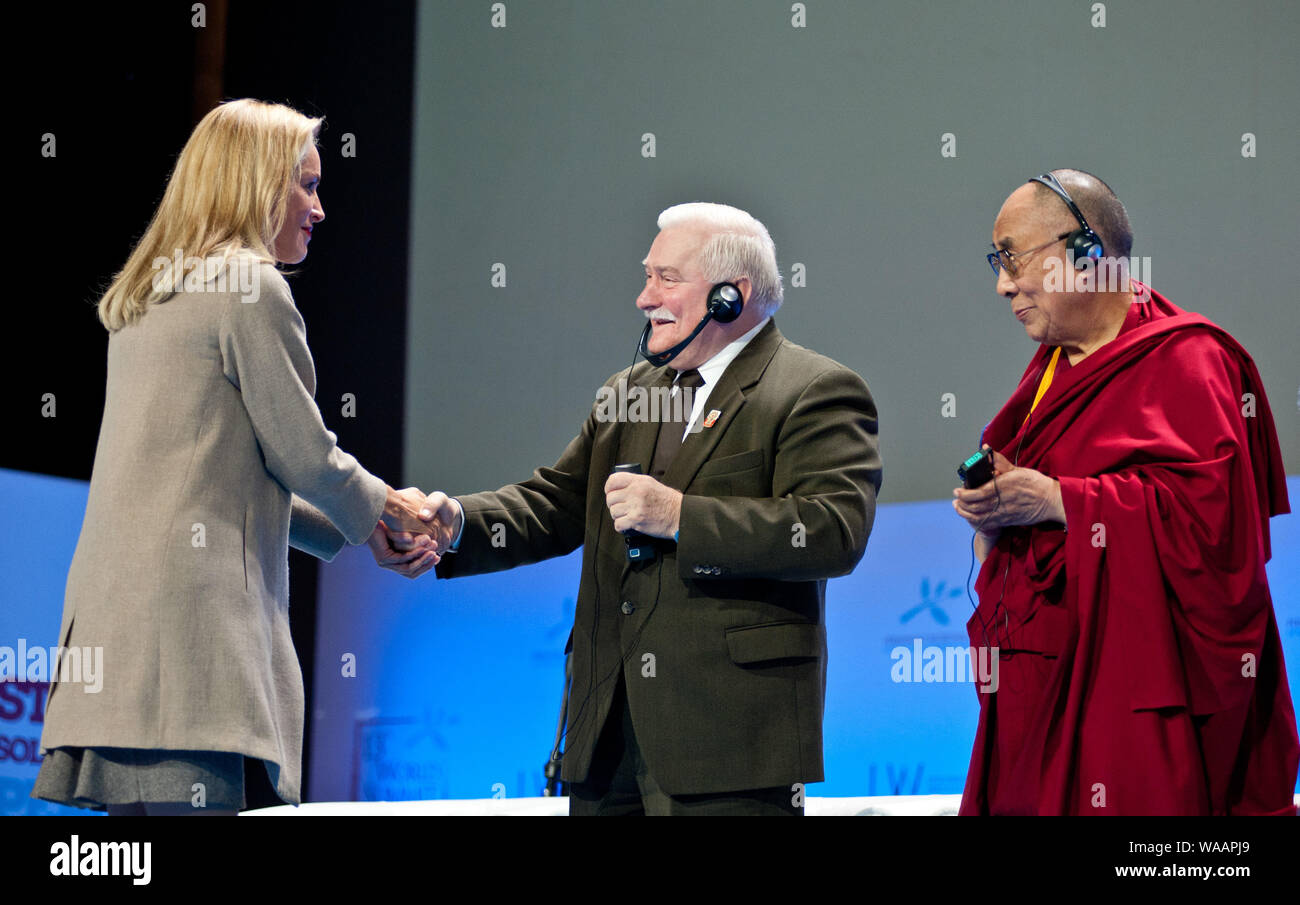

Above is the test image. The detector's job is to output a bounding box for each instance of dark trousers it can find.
[566,675,802,816]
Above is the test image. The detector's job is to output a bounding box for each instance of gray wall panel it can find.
[407,0,1298,502]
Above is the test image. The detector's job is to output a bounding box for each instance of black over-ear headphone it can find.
[637,281,744,366]
[1028,172,1104,270]
[706,281,744,323]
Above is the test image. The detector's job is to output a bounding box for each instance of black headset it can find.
[705,281,745,323]
[637,281,744,367]
[1028,172,1104,269]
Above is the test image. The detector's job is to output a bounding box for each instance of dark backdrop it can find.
[8,1,417,807]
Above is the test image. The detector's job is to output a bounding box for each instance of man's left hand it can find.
[604,472,682,539]
[952,447,1066,532]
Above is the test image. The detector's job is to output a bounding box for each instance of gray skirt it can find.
[30,747,250,811]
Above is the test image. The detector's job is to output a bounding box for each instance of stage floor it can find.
[244,794,1300,816]
[243,795,954,816]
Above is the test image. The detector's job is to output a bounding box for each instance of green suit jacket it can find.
[435,319,881,794]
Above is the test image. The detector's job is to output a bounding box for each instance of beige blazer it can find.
[39,258,386,804]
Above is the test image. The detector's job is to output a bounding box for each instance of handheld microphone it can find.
[612,463,656,563]
[638,282,743,367]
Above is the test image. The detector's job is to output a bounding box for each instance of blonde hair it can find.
[97,99,322,331]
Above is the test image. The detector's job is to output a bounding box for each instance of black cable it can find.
[965,331,1047,663]
[965,473,1002,653]
[549,329,669,765]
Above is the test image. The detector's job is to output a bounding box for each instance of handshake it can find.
[363,471,686,580]
[364,485,463,579]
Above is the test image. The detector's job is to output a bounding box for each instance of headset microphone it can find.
[638,282,744,367]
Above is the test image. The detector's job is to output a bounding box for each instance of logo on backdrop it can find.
[900,578,960,625]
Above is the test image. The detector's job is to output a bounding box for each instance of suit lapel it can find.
[662,319,784,492]
[614,321,784,585]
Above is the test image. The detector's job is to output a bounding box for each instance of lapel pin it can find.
[703,410,721,428]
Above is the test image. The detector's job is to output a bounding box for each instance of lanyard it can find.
[1023,346,1062,426]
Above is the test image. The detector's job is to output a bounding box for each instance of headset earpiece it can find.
[707,282,744,323]
[1029,173,1104,271]
[640,281,745,366]
[1066,228,1104,270]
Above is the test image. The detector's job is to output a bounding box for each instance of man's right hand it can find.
[382,485,436,541]
[417,492,463,554]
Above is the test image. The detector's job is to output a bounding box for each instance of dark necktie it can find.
[648,368,705,480]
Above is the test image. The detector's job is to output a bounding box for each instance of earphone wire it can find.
[966,298,1053,658]
[549,332,671,763]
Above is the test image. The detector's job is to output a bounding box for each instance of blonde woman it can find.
[32,99,438,816]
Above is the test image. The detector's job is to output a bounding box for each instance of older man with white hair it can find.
[402,202,881,815]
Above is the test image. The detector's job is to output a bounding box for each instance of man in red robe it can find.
[952,168,1297,815]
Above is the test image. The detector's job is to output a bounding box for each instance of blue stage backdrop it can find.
[2,467,1297,812]
[305,475,1300,802]
[0,470,95,814]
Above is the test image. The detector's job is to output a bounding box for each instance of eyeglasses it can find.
[986,231,1072,276]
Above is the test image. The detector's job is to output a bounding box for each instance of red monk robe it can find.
[960,281,1297,815]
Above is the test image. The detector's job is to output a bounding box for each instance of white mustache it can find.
[645,309,678,323]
